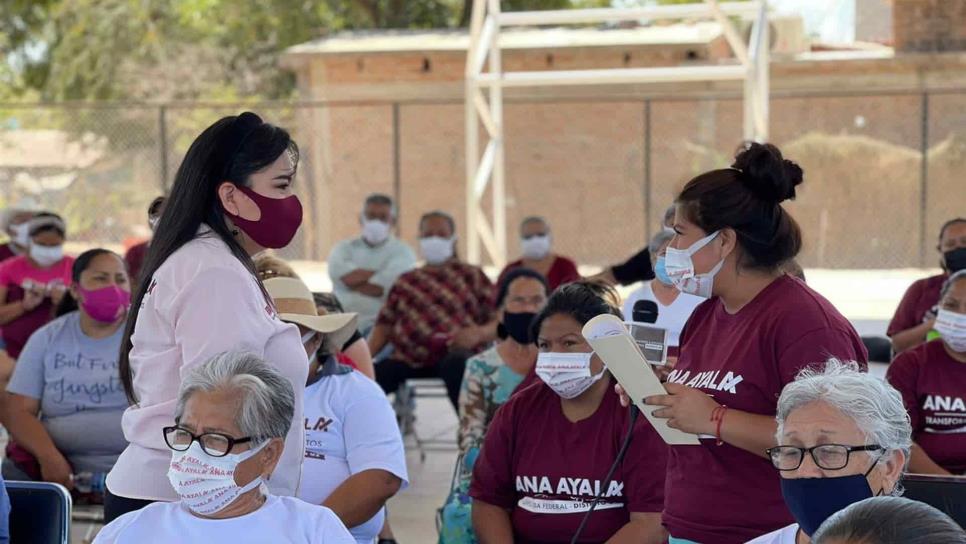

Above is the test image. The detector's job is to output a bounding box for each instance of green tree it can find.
[4,0,605,102]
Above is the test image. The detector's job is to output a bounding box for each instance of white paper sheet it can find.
[583,314,700,446]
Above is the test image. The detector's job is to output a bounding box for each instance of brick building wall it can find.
[282,30,966,269]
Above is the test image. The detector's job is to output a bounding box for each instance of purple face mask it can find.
[227,186,303,249]
[79,285,130,323]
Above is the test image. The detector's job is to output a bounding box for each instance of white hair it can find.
[175,352,295,445]
[648,229,675,254]
[776,359,912,490]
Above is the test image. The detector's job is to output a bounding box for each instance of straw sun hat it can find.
[264,277,358,352]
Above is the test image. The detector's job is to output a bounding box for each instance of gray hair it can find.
[175,352,295,445]
[648,229,675,254]
[776,359,912,492]
[520,216,549,236]
[362,193,396,218]
[941,270,966,299]
[662,204,676,228]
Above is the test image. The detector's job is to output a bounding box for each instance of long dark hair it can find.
[529,280,623,344]
[676,142,803,272]
[55,248,120,317]
[118,112,299,404]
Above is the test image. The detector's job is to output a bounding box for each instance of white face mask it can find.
[936,309,966,353]
[168,440,268,516]
[30,244,64,267]
[148,217,159,232]
[361,218,391,245]
[664,230,724,299]
[521,235,552,260]
[536,351,605,399]
[420,236,455,265]
[10,223,30,248]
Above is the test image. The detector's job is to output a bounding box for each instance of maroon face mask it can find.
[228,185,303,249]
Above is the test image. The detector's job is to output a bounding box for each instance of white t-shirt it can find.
[297,367,409,543]
[745,523,800,544]
[622,282,705,348]
[93,495,354,544]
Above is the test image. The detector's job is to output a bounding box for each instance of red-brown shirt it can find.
[470,376,667,543]
[124,241,150,286]
[498,255,580,291]
[663,275,868,543]
[887,274,946,337]
[888,339,966,474]
[376,261,494,366]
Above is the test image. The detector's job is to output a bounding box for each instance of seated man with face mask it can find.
[471,281,668,544]
[497,216,580,291]
[369,210,496,410]
[93,351,354,543]
[263,275,408,544]
[748,359,911,544]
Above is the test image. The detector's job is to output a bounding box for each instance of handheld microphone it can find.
[632,299,659,324]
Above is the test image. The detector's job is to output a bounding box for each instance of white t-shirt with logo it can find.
[93,495,354,543]
[745,523,800,544]
[622,282,705,348]
[297,368,409,543]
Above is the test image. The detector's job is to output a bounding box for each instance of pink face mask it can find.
[79,285,131,323]
[228,186,303,249]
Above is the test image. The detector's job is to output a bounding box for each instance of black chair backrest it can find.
[7,481,71,544]
[903,474,966,528]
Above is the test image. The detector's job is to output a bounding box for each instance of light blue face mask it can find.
[655,256,673,285]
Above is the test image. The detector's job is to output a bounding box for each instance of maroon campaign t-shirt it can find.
[888,339,966,474]
[124,241,149,286]
[887,274,945,337]
[498,256,581,291]
[470,376,667,544]
[663,275,867,544]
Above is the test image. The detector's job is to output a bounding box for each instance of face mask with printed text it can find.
[536,351,605,399]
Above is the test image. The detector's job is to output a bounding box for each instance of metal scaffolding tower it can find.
[464,0,770,266]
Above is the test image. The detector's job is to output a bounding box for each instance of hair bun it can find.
[732,142,803,204]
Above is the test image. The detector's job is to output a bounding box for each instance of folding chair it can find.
[393,378,458,462]
[7,480,72,544]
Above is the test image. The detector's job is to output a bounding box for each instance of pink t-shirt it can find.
[470,377,667,543]
[887,339,966,474]
[0,255,74,358]
[663,275,867,544]
[106,227,309,502]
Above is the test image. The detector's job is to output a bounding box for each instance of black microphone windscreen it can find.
[632,299,659,324]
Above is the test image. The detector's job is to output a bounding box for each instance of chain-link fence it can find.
[1,90,964,269]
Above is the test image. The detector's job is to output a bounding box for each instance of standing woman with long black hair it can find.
[104,112,309,522]
[627,143,868,543]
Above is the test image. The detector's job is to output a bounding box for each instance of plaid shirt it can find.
[376,261,495,366]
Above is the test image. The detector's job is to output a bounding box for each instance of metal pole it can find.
[466,0,486,264]
[158,105,169,191]
[919,92,929,267]
[488,0,507,268]
[643,100,652,243]
[392,103,402,233]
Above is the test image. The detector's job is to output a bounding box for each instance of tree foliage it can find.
[2,0,606,102]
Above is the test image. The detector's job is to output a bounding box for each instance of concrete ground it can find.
[38,266,933,542]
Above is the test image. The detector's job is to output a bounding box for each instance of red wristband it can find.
[710,405,728,446]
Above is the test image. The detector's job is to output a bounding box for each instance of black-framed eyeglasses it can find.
[766,444,884,471]
[162,426,253,457]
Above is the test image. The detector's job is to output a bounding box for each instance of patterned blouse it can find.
[442,346,529,544]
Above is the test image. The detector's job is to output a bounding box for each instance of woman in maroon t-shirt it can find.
[888,270,966,475]
[471,281,668,544]
[632,143,867,544]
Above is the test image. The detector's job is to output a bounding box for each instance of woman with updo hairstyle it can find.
[626,142,868,544]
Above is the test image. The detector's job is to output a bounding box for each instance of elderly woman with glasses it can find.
[747,359,911,544]
[94,352,354,543]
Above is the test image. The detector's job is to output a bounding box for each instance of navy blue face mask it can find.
[780,466,881,536]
